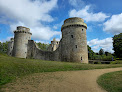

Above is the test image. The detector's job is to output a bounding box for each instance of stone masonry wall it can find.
[27,40,61,61]
[10,17,88,63]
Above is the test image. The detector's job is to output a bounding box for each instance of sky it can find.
[0,0,122,53]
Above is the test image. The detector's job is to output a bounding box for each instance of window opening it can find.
[81,57,82,61]
[71,35,73,38]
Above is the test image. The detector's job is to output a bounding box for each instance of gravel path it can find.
[2,67,122,92]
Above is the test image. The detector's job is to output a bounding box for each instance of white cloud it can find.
[87,37,114,53]
[103,13,122,34]
[0,0,57,26]
[87,26,93,32]
[56,38,60,41]
[53,21,63,29]
[0,0,60,41]
[69,5,109,22]
[0,36,13,42]
[10,22,61,41]
[68,0,85,8]
[31,27,61,40]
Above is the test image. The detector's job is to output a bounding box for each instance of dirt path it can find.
[1,67,122,92]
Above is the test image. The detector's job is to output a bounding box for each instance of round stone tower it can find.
[12,26,32,58]
[61,17,88,63]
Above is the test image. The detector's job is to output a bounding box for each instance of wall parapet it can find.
[14,30,32,35]
[61,23,87,31]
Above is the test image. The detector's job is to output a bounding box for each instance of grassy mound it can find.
[97,71,122,92]
[0,54,122,86]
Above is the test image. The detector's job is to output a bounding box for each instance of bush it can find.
[116,58,122,60]
[110,61,117,64]
[93,54,115,61]
[110,60,122,64]
[102,55,115,61]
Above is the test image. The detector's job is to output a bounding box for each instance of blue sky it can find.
[0,0,122,53]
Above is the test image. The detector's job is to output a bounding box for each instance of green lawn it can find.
[0,53,122,87]
[97,71,122,92]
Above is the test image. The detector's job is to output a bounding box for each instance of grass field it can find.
[97,71,122,92]
[0,53,122,87]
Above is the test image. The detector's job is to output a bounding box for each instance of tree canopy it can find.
[36,42,49,51]
[99,48,104,55]
[0,41,8,53]
[87,45,95,60]
[113,33,122,58]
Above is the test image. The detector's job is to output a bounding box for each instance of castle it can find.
[8,17,88,63]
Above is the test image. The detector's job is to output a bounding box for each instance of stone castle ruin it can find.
[8,17,88,63]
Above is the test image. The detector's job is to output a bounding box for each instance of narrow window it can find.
[81,57,82,61]
[76,45,77,48]
[82,29,83,31]
[71,35,73,38]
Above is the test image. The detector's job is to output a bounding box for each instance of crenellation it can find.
[8,17,88,63]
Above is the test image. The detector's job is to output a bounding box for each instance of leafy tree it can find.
[105,51,108,56]
[36,42,49,51]
[0,41,8,53]
[113,33,122,58]
[99,48,104,55]
[87,45,95,60]
[105,51,112,56]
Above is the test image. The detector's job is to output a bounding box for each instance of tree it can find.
[113,33,122,58]
[105,51,112,56]
[0,41,8,53]
[99,48,104,55]
[36,42,49,51]
[105,51,108,56]
[87,45,95,60]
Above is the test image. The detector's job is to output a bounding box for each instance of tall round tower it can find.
[12,26,32,58]
[61,17,88,63]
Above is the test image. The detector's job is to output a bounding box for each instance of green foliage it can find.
[0,41,8,53]
[36,42,49,51]
[0,55,122,87]
[110,61,118,64]
[113,33,122,58]
[105,51,112,56]
[97,71,122,92]
[91,48,110,61]
[87,45,95,60]
[99,48,104,55]
[102,54,115,61]
[110,60,122,64]
[93,54,102,60]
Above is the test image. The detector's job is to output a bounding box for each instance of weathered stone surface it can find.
[12,26,32,58]
[61,17,88,63]
[7,38,14,56]
[48,38,59,51]
[8,17,88,63]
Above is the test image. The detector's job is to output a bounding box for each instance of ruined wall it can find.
[9,17,88,63]
[27,40,61,61]
[7,38,14,56]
